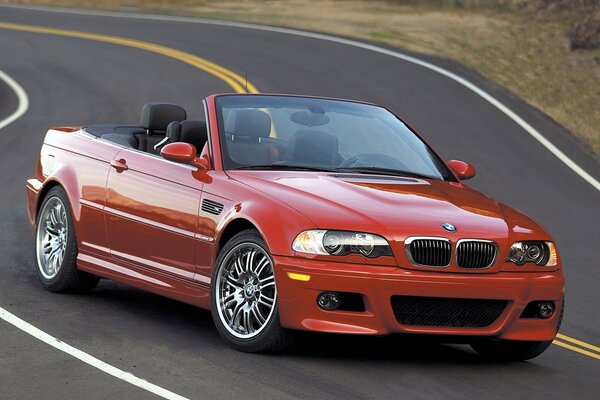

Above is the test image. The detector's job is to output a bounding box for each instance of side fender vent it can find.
[202,198,224,216]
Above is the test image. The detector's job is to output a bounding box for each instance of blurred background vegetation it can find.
[2,0,599,155]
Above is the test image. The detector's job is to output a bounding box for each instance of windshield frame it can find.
[213,94,456,181]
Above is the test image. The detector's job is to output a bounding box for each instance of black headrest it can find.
[233,109,271,140]
[140,103,186,132]
[289,130,338,166]
[166,120,208,151]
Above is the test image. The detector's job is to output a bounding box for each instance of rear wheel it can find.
[35,186,99,293]
[211,229,289,353]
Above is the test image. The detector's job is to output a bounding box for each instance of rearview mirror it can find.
[447,159,476,180]
[161,142,208,170]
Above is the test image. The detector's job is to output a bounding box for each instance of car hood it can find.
[228,171,549,241]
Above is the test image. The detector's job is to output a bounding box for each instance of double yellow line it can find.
[0,21,259,94]
[554,333,600,360]
[1,20,598,362]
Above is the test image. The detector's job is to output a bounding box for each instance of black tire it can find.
[470,339,552,362]
[557,296,565,332]
[35,186,99,293]
[471,298,564,362]
[210,229,289,353]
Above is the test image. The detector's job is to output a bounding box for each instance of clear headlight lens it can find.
[292,230,393,258]
[507,241,557,266]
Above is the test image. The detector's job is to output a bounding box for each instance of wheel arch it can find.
[35,180,62,220]
[213,193,317,260]
[36,165,81,223]
[217,218,261,254]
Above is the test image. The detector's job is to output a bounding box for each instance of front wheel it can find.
[210,229,289,353]
[471,299,564,361]
[470,339,552,361]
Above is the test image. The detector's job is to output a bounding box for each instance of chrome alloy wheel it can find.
[215,243,277,339]
[36,196,68,280]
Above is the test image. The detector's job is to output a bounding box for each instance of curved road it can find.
[0,5,599,399]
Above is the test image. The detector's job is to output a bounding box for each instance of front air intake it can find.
[391,296,507,327]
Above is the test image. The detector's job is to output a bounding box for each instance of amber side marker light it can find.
[287,272,311,282]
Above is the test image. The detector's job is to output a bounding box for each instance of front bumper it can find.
[274,255,564,341]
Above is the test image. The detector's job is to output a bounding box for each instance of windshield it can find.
[216,95,452,180]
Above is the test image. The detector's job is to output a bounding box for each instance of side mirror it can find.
[447,159,476,181]
[160,142,208,170]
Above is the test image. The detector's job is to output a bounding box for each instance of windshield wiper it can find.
[235,165,440,180]
[235,164,338,172]
[335,167,439,180]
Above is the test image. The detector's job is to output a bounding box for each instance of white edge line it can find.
[0,69,29,130]
[0,306,190,400]
[0,1,596,388]
[3,3,599,192]
[0,67,187,400]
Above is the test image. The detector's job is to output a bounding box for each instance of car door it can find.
[105,148,204,280]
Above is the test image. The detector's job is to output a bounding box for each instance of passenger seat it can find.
[287,130,339,166]
[227,109,278,165]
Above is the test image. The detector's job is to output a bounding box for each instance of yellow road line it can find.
[2,19,600,364]
[556,333,600,354]
[553,339,600,360]
[0,21,259,94]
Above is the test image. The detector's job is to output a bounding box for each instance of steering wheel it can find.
[338,153,409,170]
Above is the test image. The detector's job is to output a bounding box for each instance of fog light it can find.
[317,292,341,310]
[538,301,555,319]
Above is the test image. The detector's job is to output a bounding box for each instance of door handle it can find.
[110,159,128,171]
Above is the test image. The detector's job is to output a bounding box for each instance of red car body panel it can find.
[26,94,564,341]
[275,256,562,339]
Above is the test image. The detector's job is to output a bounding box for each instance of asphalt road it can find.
[0,5,599,400]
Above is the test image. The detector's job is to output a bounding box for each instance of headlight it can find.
[292,230,393,258]
[506,241,557,266]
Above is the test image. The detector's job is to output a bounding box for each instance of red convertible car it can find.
[26,94,564,360]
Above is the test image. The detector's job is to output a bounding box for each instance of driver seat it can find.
[135,103,187,155]
[159,120,208,153]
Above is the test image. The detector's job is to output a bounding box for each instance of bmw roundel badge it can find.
[442,223,456,232]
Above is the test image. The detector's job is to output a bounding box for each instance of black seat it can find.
[288,130,339,166]
[227,109,278,165]
[135,103,186,155]
[229,109,271,142]
[161,120,208,153]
